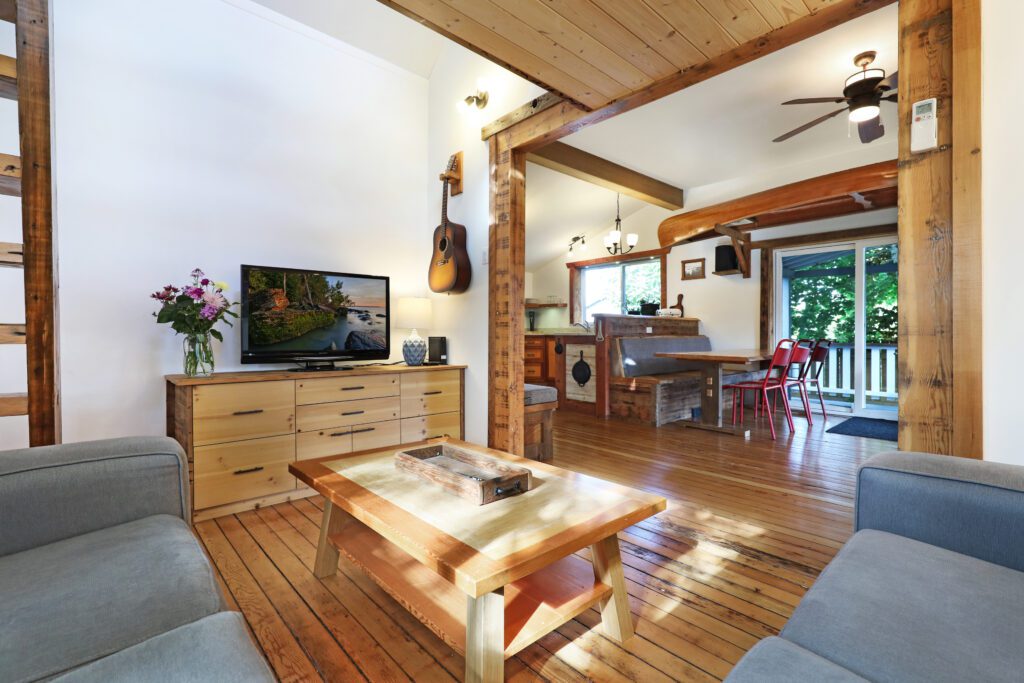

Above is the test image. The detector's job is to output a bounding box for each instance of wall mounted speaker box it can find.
[428,337,448,365]
[715,245,739,273]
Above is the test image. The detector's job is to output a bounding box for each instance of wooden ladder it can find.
[0,0,58,446]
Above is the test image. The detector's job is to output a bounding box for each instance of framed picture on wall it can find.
[681,258,706,280]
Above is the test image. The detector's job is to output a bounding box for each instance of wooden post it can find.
[313,500,350,578]
[17,0,60,445]
[488,133,525,455]
[465,588,504,683]
[897,0,954,454]
[590,534,634,642]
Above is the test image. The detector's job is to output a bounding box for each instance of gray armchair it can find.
[0,437,273,682]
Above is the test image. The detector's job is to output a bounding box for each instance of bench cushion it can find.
[524,383,558,406]
[53,612,275,683]
[613,335,711,377]
[782,529,1024,683]
[725,637,866,682]
[0,515,225,682]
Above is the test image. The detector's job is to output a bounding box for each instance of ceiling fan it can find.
[773,51,898,144]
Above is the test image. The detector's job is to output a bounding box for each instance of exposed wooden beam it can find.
[750,224,897,251]
[0,152,21,196]
[0,1,14,24]
[528,142,684,210]
[481,92,562,140]
[0,393,28,417]
[0,323,26,344]
[490,0,898,150]
[0,241,23,267]
[563,247,669,270]
[658,160,898,247]
[0,54,15,100]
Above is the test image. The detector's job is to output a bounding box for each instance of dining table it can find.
[654,349,772,436]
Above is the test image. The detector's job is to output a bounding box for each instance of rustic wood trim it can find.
[563,247,670,270]
[951,0,983,459]
[657,160,898,246]
[481,92,563,140]
[750,224,898,251]
[0,323,26,344]
[0,392,28,417]
[0,152,21,196]
[897,0,953,455]
[18,0,61,445]
[0,241,23,267]
[527,142,683,210]
[659,253,667,308]
[0,53,16,100]
[0,1,15,24]
[759,248,773,352]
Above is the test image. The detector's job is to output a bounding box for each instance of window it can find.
[581,258,662,322]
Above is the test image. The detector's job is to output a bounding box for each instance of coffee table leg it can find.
[465,588,504,683]
[314,500,350,578]
[590,534,634,642]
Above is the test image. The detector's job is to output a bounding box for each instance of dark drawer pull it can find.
[233,466,264,475]
[341,410,365,416]
[494,481,522,496]
[232,409,264,416]
[351,427,376,435]
[423,390,443,396]
[329,431,352,437]
[341,386,365,391]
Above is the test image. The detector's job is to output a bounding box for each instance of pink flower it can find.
[200,278,210,286]
[200,304,219,320]
[202,291,227,310]
[185,286,204,300]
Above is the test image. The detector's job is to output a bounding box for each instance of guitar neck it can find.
[440,179,449,226]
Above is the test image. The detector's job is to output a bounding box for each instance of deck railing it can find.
[816,343,898,404]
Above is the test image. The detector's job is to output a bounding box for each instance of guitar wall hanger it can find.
[439,150,463,195]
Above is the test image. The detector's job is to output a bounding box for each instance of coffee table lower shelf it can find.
[329,519,612,658]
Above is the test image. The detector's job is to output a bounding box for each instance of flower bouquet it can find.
[152,268,238,376]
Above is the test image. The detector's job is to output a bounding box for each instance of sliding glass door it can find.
[775,237,898,417]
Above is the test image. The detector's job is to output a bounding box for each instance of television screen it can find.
[241,265,389,364]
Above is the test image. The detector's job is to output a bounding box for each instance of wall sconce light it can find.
[567,234,587,255]
[463,90,489,110]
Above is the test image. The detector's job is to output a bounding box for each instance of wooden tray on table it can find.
[395,442,532,505]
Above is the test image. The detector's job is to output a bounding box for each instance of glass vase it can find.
[183,332,215,377]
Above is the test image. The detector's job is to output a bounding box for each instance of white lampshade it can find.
[609,229,622,243]
[396,297,432,330]
[626,233,639,247]
[849,104,880,122]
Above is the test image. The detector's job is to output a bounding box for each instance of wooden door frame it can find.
[485,0,981,456]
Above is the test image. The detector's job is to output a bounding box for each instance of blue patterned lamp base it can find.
[403,332,427,366]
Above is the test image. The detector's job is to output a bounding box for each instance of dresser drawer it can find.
[351,419,401,451]
[296,374,399,405]
[400,371,461,418]
[193,434,295,509]
[297,428,354,461]
[400,412,462,442]
[296,396,400,432]
[525,362,543,382]
[524,347,544,361]
[193,381,294,446]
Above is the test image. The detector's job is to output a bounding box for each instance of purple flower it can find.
[191,268,205,279]
[185,286,204,300]
[200,304,219,320]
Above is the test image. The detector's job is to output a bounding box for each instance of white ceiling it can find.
[248,0,446,78]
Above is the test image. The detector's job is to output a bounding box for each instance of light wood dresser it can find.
[166,365,465,521]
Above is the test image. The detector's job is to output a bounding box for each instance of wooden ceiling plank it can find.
[527,141,685,210]
[657,159,898,246]
[441,0,627,99]
[695,0,775,45]
[540,0,678,80]
[589,0,707,67]
[641,0,739,58]
[746,0,810,29]
[513,0,654,90]
[380,0,606,108]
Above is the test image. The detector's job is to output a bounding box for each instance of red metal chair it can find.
[780,339,815,425]
[726,339,795,440]
[799,339,832,420]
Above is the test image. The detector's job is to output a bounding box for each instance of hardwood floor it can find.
[197,410,892,682]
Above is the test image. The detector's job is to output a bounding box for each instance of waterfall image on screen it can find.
[245,267,388,354]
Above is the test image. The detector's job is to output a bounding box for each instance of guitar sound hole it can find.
[437,237,449,252]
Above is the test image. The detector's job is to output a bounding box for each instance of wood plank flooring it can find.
[198,410,892,682]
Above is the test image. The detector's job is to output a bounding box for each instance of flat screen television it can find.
[240,265,390,367]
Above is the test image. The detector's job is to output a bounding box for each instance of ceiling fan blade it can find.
[773,107,849,143]
[858,117,885,143]
[882,93,898,102]
[782,97,848,105]
[880,70,898,90]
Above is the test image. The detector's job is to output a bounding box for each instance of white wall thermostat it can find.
[910,97,938,153]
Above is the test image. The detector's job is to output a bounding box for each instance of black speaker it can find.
[428,337,448,365]
[715,245,739,273]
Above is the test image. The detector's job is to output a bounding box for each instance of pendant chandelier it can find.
[604,194,638,255]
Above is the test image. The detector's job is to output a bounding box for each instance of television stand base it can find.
[290,360,352,372]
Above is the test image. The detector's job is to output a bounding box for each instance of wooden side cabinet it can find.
[167,365,465,522]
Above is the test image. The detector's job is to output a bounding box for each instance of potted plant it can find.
[151,268,238,376]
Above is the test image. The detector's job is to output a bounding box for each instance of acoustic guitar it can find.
[428,155,471,294]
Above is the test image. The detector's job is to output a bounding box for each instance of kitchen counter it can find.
[525,329,595,337]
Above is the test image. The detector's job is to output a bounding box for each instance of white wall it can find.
[4,0,433,447]
[425,44,544,443]
[981,1,1024,464]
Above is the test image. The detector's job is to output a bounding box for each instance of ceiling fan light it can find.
[845,68,885,88]
[849,104,880,122]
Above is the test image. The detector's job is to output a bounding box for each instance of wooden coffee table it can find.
[290,438,666,683]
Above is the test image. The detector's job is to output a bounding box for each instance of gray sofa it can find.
[0,437,275,682]
[727,451,1024,682]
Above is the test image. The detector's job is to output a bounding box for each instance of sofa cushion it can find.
[782,529,1024,683]
[614,335,711,377]
[52,612,275,683]
[725,637,867,682]
[0,515,225,682]
[524,383,558,406]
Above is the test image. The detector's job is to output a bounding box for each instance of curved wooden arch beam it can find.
[656,160,898,247]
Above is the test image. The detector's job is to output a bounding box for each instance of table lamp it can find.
[396,297,432,366]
